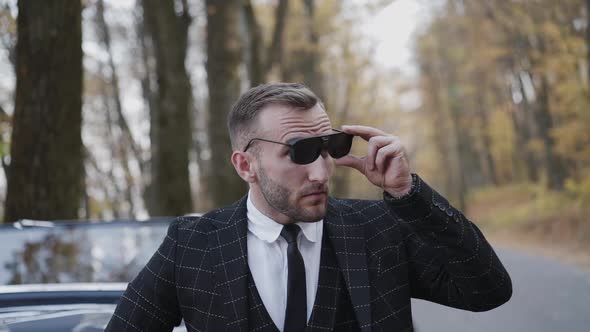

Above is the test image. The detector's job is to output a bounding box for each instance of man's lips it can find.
[303,191,327,198]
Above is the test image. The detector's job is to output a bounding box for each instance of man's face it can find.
[250,103,334,223]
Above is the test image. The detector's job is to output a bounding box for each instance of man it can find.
[106,83,512,332]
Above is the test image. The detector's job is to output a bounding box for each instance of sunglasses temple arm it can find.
[243,138,292,152]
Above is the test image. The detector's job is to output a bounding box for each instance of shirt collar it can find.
[246,192,323,243]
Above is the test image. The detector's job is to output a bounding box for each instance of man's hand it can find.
[335,125,413,198]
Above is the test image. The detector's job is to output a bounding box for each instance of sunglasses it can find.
[243,129,354,165]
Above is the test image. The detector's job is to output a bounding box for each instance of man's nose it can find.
[307,152,332,183]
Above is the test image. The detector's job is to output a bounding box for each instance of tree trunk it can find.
[143,0,193,216]
[135,4,159,216]
[446,91,468,211]
[282,0,323,97]
[509,104,538,182]
[4,1,83,222]
[423,63,456,195]
[243,0,289,85]
[515,71,540,182]
[96,0,141,217]
[242,0,264,86]
[440,57,471,209]
[266,0,289,77]
[472,71,499,185]
[587,0,590,91]
[100,72,124,219]
[536,75,567,190]
[206,0,248,206]
[300,0,323,97]
[329,79,354,197]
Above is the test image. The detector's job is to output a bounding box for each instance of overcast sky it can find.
[362,0,438,75]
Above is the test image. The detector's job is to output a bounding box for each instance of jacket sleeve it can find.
[384,174,512,312]
[106,218,183,331]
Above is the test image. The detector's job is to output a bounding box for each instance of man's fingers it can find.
[341,125,388,141]
[334,155,366,174]
[367,136,393,171]
[375,142,405,172]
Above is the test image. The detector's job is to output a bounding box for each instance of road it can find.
[411,248,590,332]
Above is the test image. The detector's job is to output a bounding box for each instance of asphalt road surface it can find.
[411,248,590,332]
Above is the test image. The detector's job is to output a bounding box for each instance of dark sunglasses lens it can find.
[328,132,353,158]
[292,137,322,164]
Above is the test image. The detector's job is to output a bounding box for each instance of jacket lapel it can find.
[208,196,250,332]
[325,198,372,332]
[306,232,342,331]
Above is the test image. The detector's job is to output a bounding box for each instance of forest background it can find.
[0,0,588,259]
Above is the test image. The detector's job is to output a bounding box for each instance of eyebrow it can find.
[283,127,335,143]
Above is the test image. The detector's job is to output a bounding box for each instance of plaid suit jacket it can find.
[246,226,360,332]
[106,174,512,332]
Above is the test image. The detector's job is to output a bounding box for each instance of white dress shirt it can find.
[246,193,323,331]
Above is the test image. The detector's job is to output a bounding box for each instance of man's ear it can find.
[231,150,257,183]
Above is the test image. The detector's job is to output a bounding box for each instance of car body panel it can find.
[0,219,191,331]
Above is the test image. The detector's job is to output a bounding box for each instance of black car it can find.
[0,283,125,331]
[0,218,188,331]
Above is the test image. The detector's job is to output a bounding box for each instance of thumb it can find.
[335,155,366,175]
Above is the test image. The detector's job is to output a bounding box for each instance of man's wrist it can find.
[384,174,417,201]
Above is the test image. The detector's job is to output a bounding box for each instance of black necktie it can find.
[280,224,307,332]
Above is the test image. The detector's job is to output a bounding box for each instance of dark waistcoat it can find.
[246,231,360,332]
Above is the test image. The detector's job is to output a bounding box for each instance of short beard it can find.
[257,165,327,223]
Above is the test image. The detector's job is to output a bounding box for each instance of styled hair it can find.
[227,82,323,150]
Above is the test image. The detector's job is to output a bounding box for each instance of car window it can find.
[0,220,172,285]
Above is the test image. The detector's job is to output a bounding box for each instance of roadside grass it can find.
[467,183,576,230]
[465,183,590,269]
